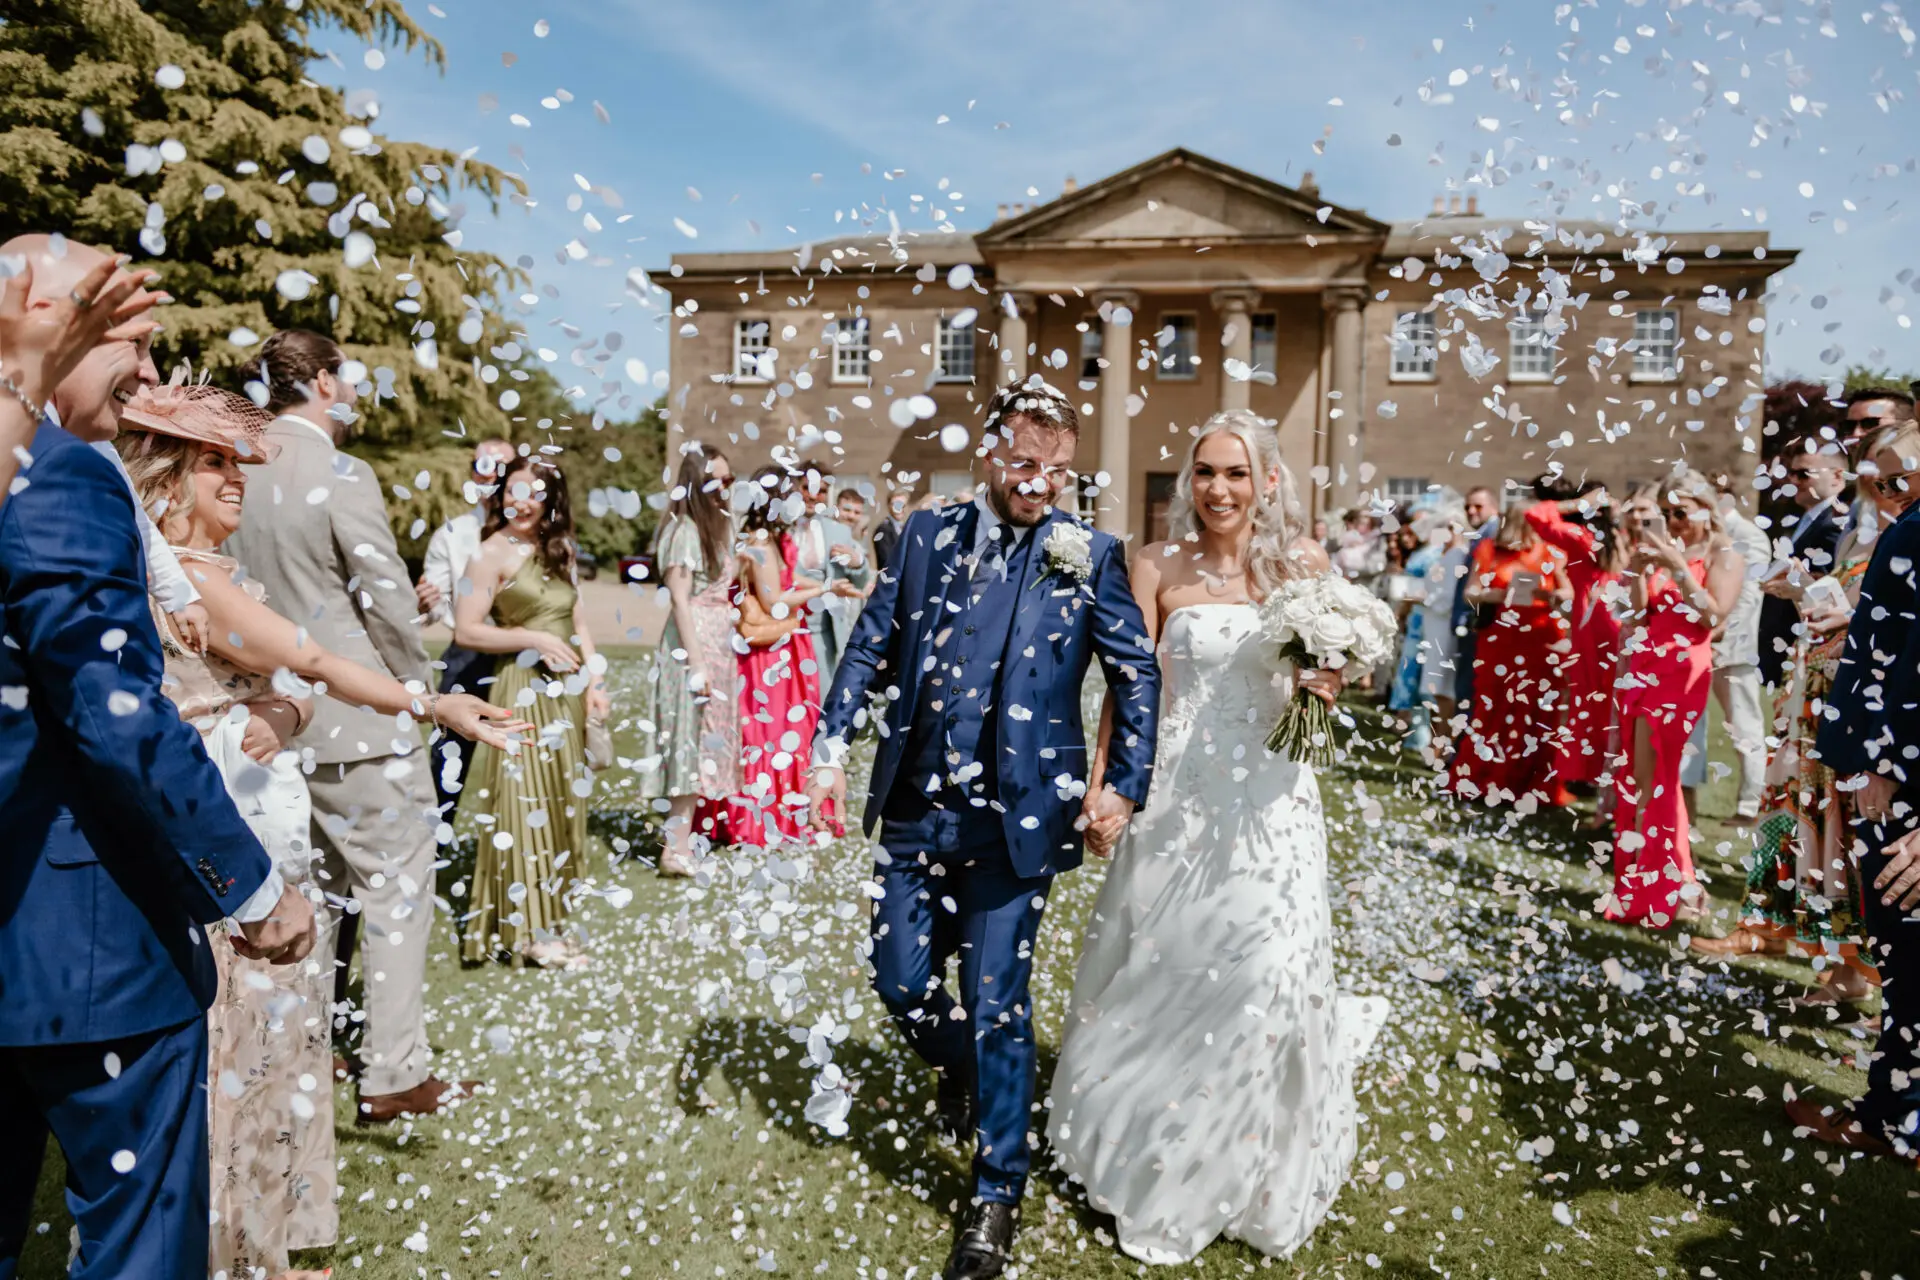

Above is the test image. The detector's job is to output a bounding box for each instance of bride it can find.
[1048,409,1388,1266]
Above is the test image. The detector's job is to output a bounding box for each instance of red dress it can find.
[1447,539,1571,808]
[1606,558,1713,926]
[725,533,838,847]
[1524,502,1623,788]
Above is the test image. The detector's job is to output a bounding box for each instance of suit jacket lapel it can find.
[1003,507,1064,665]
[898,504,976,724]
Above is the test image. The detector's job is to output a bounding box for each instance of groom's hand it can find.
[806,765,846,834]
[1081,785,1136,858]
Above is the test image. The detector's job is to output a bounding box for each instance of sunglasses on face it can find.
[1871,472,1917,497]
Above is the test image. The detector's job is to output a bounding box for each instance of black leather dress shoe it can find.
[944,1201,1017,1280]
[934,1069,976,1146]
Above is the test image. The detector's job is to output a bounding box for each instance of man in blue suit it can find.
[1797,426,1920,1166]
[807,378,1160,1280]
[0,236,315,1280]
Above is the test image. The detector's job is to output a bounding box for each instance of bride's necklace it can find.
[1198,562,1247,597]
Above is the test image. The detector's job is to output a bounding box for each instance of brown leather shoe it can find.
[333,1054,359,1082]
[356,1076,481,1125]
[1688,927,1787,957]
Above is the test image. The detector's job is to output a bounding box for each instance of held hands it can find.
[232,882,316,965]
[1080,784,1136,859]
[432,692,533,749]
[806,765,846,834]
[170,601,210,655]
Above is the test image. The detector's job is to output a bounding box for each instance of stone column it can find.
[1212,287,1260,412]
[1324,286,1367,511]
[1093,291,1138,537]
[997,291,1034,385]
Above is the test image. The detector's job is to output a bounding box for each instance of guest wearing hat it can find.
[116,376,526,1279]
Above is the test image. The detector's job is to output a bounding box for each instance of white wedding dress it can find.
[1049,603,1388,1265]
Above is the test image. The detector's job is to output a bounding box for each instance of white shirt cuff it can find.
[229,866,286,924]
[810,734,849,772]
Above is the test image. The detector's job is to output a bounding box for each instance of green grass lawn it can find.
[23,660,1919,1278]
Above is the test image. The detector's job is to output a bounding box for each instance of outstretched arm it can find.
[2,448,271,924]
[1525,500,1596,561]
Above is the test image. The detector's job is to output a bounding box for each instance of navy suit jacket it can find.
[1760,499,1846,686]
[818,503,1160,878]
[1814,500,1920,786]
[0,422,271,1046]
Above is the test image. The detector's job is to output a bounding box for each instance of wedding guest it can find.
[416,435,519,810]
[1332,508,1386,586]
[728,464,829,846]
[1385,515,1438,748]
[835,483,875,598]
[1525,479,1628,795]
[1412,493,1472,759]
[1448,485,1502,721]
[794,464,872,687]
[1678,474,1770,825]
[640,440,741,875]
[1604,471,1743,928]
[225,329,476,1122]
[0,236,312,1280]
[1789,420,1920,1161]
[116,377,523,1275]
[872,489,910,572]
[1447,503,1570,809]
[455,456,607,968]
[1695,427,1913,1004]
[1758,437,1848,687]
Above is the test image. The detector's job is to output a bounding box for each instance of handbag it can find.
[737,587,804,649]
[584,714,614,772]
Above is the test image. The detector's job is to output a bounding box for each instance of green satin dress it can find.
[461,553,591,963]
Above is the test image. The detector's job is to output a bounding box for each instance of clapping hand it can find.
[1080,784,1136,859]
[233,882,317,965]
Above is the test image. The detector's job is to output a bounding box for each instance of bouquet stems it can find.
[1265,688,1337,767]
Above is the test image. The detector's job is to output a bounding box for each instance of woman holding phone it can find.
[1604,471,1744,928]
[1446,503,1571,809]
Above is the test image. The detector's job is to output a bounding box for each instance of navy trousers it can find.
[431,642,497,813]
[0,1018,209,1280]
[871,798,1052,1205]
[1853,812,1920,1153]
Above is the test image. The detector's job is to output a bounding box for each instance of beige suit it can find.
[225,413,438,1096]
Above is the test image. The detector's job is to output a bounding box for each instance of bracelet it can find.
[0,370,45,424]
[423,693,443,727]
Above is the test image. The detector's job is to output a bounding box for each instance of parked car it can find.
[576,549,600,581]
[618,553,656,585]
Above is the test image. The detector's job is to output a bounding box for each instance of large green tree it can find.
[0,0,525,446]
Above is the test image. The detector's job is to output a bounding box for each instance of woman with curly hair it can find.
[454,454,609,968]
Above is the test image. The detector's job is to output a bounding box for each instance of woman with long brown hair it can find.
[454,453,608,968]
[726,463,828,847]
[641,440,741,874]
[1446,500,1572,809]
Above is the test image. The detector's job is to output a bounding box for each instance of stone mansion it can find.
[657,147,1796,542]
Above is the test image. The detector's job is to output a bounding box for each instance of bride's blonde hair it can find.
[1164,409,1307,594]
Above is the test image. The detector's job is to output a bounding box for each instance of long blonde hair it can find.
[1164,410,1307,594]
[115,432,201,540]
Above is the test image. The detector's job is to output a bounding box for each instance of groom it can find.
[807,378,1160,1280]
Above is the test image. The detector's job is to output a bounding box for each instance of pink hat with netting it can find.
[120,370,278,464]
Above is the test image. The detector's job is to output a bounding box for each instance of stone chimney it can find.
[1429,194,1446,217]
[1447,193,1462,215]
[996,203,1009,220]
[1062,174,1078,195]
[1465,193,1480,216]
[1299,169,1318,197]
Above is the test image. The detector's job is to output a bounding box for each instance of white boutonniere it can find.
[1033,522,1094,589]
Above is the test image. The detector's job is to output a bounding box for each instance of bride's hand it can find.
[1080,785,1135,858]
[1298,667,1343,707]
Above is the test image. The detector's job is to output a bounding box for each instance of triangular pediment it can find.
[977,148,1387,247]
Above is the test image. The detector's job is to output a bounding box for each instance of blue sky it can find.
[316,0,1919,402]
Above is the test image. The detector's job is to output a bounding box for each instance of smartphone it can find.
[1508,571,1542,607]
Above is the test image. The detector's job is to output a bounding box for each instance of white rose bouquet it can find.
[1256,572,1399,765]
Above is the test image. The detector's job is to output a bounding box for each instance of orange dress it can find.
[1447,540,1571,808]
[1606,558,1713,926]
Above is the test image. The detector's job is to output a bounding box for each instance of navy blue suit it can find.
[1814,499,1920,1154]
[818,501,1159,1203]
[0,423,273,1279]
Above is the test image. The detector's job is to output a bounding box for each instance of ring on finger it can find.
[68,289,92,310]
